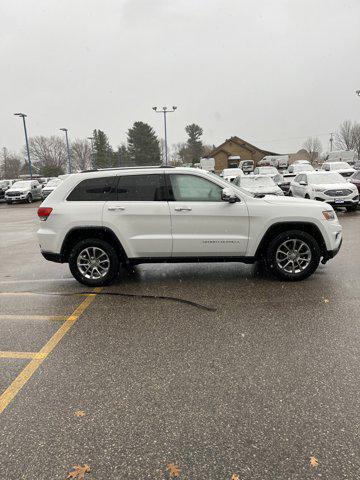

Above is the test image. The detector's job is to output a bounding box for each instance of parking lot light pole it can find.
[152,106,177,166]
[14,113,32,179]
[60,128,72,173]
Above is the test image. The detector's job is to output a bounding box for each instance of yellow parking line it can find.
[0,315,67,321]
[0,287,102,415]
[0,352,38,359]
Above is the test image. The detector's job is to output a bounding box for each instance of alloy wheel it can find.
[77,247,110,280]
[275,239,312,274]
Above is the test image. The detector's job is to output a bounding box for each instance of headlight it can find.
[323,210,336,221]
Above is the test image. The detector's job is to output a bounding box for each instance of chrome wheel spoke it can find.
[275,238,312,274]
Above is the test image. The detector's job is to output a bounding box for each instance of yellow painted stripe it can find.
[0,287,101,414]
[0,292,89,297]
[0,315,67,321]
[0,352,38,360]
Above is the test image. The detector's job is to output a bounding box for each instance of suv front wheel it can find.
[265,230,321,281]
[68,238,119,286]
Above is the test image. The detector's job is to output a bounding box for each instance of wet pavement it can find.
[0,202,360,479]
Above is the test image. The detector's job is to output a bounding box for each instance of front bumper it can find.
[314,192,359,207]
[322,238,342,264]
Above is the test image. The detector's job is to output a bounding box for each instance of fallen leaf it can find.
[166,463,181,477]
[323,298,329,304]
[231,474,240,480]
[74,410,86,417]
[310,456,319,468]
[67,464,90,479]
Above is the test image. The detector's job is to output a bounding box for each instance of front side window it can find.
[117,174,166,201]
[67,176,116,201]
[169,174,222,202]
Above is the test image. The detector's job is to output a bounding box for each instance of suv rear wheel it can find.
[265,230,321,281]
[68,238,119,286]
[26,193,33,203]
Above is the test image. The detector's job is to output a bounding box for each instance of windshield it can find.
[223,169,242,176]
[294,164,314,172]
[308,173,344,184]
[258,167,277,174]
[330,162,352,169]
[11,181,31,188]
[45,179,62,187]
[241,176,275,187]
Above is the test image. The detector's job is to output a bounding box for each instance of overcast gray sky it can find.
[1,0,360,156]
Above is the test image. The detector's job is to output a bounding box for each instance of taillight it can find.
[38,207,53,221]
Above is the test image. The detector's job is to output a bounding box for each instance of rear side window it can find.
[67,177,116,201]
[117,174,166,201]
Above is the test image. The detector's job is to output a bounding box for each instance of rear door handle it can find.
[174,206,192,211]
[107,206,125,211]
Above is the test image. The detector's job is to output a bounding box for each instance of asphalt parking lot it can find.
[0,202,360,479]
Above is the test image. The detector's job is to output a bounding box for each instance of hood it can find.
[311,182,357,190]
[7,187,29,192]
[263,195,322,207]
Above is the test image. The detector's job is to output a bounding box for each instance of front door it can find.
[166,173,249,257]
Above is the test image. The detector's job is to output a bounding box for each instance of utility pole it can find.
[14,113,32,178]
[2,147,7,178]
[60,128,72,173]
[152,106,177,166]
[87,136,95,169]
[329,132,334,152]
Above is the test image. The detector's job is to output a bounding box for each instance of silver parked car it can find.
[5,180,43,204]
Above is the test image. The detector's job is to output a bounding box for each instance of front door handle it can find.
[174,206,192,211]
[108,206,125,211]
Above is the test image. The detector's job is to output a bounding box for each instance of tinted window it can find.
[169,174,222,202]
[117,174,166,201]
[67,177,116,201]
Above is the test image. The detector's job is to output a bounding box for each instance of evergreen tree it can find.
[127,122,160,166]
[185,124,204,164]
[93,129,113,168]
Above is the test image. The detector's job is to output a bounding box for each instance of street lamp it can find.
[87,136,95,169]
[152,106,177,166]
[14,113,32,179]
[60,128,72,173]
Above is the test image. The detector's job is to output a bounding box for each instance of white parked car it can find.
[5,180,43,204]
[293,160,311,165]
[37,166,342,285]
[290,171,359,211]
[287,163,314,175]
[239,160,254,173]
[220,168,244,182]
[233,174,284,196]
[321,161,356,178]
[42,178,63,199]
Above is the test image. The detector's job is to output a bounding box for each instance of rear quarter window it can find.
[67,177,117,201]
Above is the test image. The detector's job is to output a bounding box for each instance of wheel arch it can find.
[255,222,327,259]
[61,227,128,263]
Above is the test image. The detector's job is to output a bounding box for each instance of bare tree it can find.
[302,137,322,164]
[0,148,21,179]
[71,139,92,171]
[28,135,67,175]
[335,120,360,159]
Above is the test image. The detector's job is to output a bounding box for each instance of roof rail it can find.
[80,165,175,173]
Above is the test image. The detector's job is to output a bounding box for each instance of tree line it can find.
[0,122,213,179]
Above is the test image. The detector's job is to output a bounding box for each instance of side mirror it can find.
[299,181,307,186]
[221,187,239,203]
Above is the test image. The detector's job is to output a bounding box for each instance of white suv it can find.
[37,167,342,285]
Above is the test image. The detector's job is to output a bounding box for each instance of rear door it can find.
[167,172,249,257]
[103,173,171,258]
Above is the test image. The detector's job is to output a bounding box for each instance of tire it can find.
[305,194,310,199]
[288,190,293,197]
[265,230,321,281]
[346,205,358,212]
[26,194,33,204]
[68,238,119,286]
